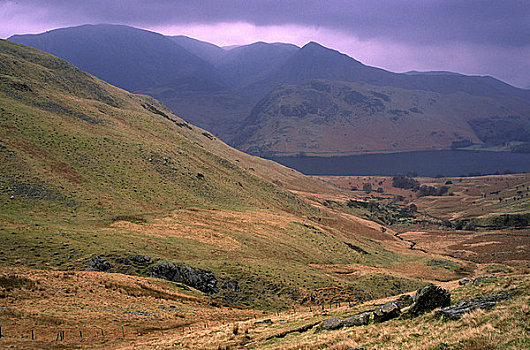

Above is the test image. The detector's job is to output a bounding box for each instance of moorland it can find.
[0,37,528,350]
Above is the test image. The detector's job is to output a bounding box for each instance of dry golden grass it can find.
[400,229,530,270]
[321,173,530,220]
[0,267,270,349]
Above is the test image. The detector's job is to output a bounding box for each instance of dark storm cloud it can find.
[6,0,530,48]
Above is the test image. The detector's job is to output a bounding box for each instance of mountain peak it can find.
[301,41,327,50]
[298,41,362,64]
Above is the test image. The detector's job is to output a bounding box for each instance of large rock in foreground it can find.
[408,284,451,316]
[373,301,401,322]
[150,261,218,294]
[435,291,512,320]
[318,318,344,331]
[318,311,371,331]
[342,312,371,327]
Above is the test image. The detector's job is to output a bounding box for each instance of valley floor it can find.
[1,173,529,349]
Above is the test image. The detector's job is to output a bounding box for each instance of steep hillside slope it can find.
[233,80,530,156]
[8,25,243,138]
[0,39,308,217]
[0,40,435,310]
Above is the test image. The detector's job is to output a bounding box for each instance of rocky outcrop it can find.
[318,293,418,331]
[459,275,496,286]
[342,312,371,327]
[373,301,401,322]
[394,294,413,309]
[318,311,371,331]
[435,291,512,320]
[86,256,112,272]
[129,254,152,266]
[473,275,496,285]
[318,318,344,331]
[408,284,451,316]
[150,261,218,295]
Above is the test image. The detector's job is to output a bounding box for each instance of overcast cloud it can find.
[2,0,529,88]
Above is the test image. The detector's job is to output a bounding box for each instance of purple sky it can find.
[2,0,529,88]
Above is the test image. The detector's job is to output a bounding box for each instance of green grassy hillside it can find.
[0,40,430,309]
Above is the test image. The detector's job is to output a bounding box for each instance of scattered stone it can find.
[342,312,371,327]
[224,280,240,293]
[435,291,512,320]
[394,294,413,309]
[408,284,451,316]
[150,261,218,294]
[254,319,273,325]
[9,182,64,201]
[318,318,344,331]
[473,275,496,285]
[86,256,112,272]
[459,278,473,285]
[373,301,400,322]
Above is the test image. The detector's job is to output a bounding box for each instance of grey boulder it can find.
[342,312,371,327]
[318,318,344,331]
[150,261,218,295]
[435,291,511,320]
[373,301,400,322]
[408,284,451,316]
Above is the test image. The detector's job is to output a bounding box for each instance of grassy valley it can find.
[0,39,433,312]
[1,39,529,349]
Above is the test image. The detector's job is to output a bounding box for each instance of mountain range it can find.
[10,24,530,157]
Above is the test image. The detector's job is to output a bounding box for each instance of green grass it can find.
[0,39,427,310]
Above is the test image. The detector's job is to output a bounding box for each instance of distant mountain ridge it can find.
[9,24,530,156]
[233,79,530,156]
[167,35,227,64]
[10,24,225,93]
